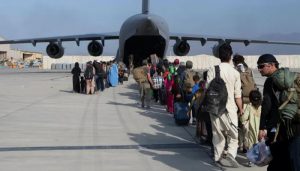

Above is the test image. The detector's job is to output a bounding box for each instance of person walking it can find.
[84,61,96,95]
[206,43,243,168]
[71,62,81,93]
[108,61,119,87]
[232,54,257,153]
[239,89,262,166]
[133,59,153,108]
[257,54,299,171]
[93,60,101,91]
[165,65,175,113]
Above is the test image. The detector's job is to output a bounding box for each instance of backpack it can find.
[271,68,300,138]
[152,75,164,89]
[201,65,228,117]
[240,68,256,104]
[133,66,148,83]
[84,65,94,80]
[97,63,106,78]
[183,69,196,91]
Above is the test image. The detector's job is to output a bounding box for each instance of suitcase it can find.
[174,102,190,125]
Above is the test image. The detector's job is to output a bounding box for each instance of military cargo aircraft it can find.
[1,0,300,68]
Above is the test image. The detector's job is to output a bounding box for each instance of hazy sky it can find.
[1,0,300,55]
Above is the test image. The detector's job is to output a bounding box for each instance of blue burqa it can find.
[108,63,119,87]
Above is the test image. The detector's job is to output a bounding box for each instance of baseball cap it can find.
[257,54,278,65]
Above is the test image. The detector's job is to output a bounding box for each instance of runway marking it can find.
[0,143,199,152]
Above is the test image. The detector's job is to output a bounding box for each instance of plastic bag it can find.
[246,140,273,166]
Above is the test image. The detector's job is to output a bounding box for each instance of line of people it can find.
[132,56,213,142]
[71,60,129,94]
[132,44,300,171]
[72,49,299,170]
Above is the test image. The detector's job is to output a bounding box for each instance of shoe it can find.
[247,161,252,167]
[192,118,196,125]
[238,147,243,153]
[222,150,228,158]
[225,153,239,168]
[213,161,226,170]
[141,102,145,108]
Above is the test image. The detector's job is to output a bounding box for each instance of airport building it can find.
[0,36,43,68]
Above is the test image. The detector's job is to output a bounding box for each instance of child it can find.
[190,74,201,125]
[239,89,262,166]
[80,76,86,94]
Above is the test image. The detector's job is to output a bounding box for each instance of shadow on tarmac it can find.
[127,104,219,170]
[110,80,256,170]
[59,90,75,93]
[108,81,219,170]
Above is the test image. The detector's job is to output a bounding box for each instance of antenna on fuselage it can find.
[142,0,149,14]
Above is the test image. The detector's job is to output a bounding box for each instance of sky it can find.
[1,0,300,55]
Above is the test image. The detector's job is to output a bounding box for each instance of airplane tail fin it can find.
[142,0,149,14]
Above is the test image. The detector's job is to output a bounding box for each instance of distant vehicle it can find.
[31,61,42,68]
[0,0,300,68]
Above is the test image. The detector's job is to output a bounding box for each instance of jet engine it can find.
[87,40,103,56]
[173,40,190,56]
[46,43,64,59]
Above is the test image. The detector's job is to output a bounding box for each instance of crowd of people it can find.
[132,44,299,171]
[71,60,128,94]
[71,44,300,170]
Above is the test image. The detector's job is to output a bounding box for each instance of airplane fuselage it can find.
[118,13,169,67]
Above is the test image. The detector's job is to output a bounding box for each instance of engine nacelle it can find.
[173,40,190,56]
[46,43,64,59]
[88,40,103,56]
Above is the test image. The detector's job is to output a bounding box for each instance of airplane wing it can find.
[0,33,119,46]
[170,33,300,46]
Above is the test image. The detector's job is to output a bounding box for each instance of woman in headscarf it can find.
[165,65,175,114]
[108,60,119,87]
[71,62,81,93]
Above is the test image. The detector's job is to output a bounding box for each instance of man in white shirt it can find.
[206,43,243,168]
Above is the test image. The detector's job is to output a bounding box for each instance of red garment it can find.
[165,75,174,113]
[163,70,169,80]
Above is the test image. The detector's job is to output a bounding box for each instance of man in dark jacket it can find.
[257,54,292,171]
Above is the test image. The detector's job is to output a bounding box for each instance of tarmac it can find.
[0,68,267,171]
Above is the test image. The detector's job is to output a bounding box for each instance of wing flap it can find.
[0,33,119,45]
[170,33,300,46]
